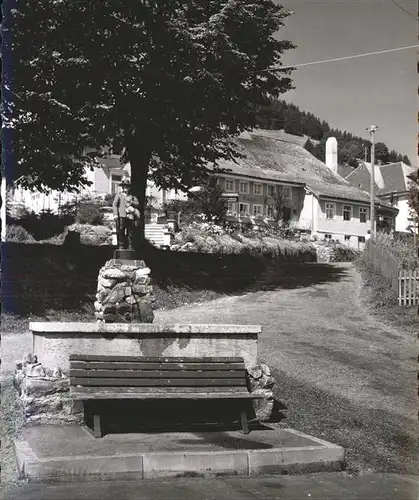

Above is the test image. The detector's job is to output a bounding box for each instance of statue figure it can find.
[112,178,141,250]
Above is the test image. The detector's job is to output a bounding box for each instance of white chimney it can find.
[325,137,338,174]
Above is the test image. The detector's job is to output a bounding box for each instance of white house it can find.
[344,161,416,233]
[7,154,187,218]
[214,130,397,249]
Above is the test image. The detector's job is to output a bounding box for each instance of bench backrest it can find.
[69,355,248,393]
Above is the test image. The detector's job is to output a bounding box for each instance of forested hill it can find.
[255,99,411,168]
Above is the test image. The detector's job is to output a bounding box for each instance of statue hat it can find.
[120,178,131,186]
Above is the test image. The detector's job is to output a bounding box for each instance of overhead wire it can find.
[264,45,419,71]
[388,0,419,22]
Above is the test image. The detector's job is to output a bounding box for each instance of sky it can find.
[275,0,417,164]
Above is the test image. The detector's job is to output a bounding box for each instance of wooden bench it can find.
[69,354,263,438]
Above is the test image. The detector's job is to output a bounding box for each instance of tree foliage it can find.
[190,177,228,224]
[255,99,411,168]
[408,168,419,222]
[3,0,295,235]
[266,189,289,223]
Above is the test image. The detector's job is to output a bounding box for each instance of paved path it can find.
[155,263,417,473]
[2,473,418,500]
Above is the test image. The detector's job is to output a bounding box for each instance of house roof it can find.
[215,129,388,206]
[379,162,416,195]
[337,164,356,179]
[346,161,416,196]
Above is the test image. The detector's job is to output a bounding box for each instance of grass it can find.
[374,232,417,270]
[355,258,418,332]
[0,378,26,488]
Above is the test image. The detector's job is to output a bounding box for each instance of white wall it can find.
[394,197,411,232]
[297,191,314,231]
[316,199,370,241]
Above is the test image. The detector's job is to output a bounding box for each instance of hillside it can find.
[255,99,411,168]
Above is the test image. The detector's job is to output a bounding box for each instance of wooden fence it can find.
[398,269,419,306]
[364,239,418,307]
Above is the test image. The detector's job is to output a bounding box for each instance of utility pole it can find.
[366,125,379,238]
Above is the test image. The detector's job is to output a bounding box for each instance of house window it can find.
[267,205,275,218]
[344,235,351,241]
[239,182,249,194]
[239,203,249,215]
[359,207,367,223]
[343,205,352,221]
[358,236,365,243]
[324,234,332,240]
[282,186,292,200]
[253,204,263,216]
[253,183,262,195]
[225,179,235,192]
[325,203,335,220]
[227,202,236,214]
[267,185,275,197]
[111,174,123,195]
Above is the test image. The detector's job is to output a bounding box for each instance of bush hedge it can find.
[171,221,316,260]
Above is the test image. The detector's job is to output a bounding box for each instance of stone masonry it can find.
[95,259,154,323]
[13,354,82,425]
[247,363,286,422]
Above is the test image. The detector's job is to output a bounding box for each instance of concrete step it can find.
[14,425,344,482]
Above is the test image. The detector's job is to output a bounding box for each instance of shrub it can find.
[8,209,72,241]
[6,224,35,243]
[76,202,104,225]
[374,231,417,270]
[172,221,316,260]
[331,245,361,262]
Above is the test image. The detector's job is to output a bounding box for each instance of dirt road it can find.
[2,263,417,473]
[155,263,417,473]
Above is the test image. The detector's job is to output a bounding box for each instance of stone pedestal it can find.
[95,258,154,323]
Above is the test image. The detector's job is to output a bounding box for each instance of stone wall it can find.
[247,363,286,422]
[95,259,154,323]
[13,354,82,425]
[13,354,282,425]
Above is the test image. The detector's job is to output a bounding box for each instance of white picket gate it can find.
[398,269,419,306]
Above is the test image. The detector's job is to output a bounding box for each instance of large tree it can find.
[408,168,419,222]
[3,0,295,236]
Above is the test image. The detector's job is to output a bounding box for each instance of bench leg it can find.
[240,410,249,435]
[93,414,102,438]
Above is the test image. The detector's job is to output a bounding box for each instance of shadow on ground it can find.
[270,368,418,475]
[1,241,349,317]
[82,399,285,443]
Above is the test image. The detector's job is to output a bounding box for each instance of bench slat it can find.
[71,389,263,400]
[70,369,246,379]
[70,361,245,371]
[71,386,248,394]
[71,377,247,387]
[69,355,245,363]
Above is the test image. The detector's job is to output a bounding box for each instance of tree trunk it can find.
[125,138,152,242]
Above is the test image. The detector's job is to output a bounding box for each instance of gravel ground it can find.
[1,262,417,483]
